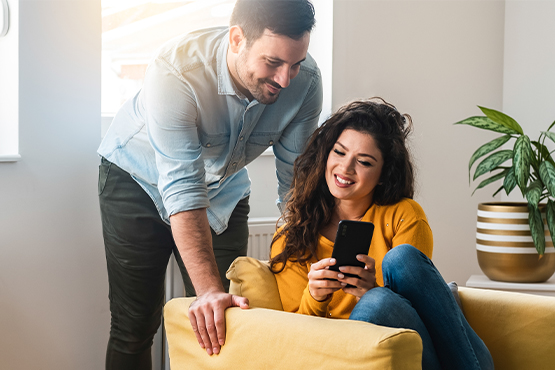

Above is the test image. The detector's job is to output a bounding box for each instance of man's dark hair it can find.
[230,0,315,45]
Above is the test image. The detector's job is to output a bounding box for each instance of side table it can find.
[466,274,555,297]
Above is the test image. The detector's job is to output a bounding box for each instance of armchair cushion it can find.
[226,256,283,310]
[459,287,555,370]
[164,297,423,370]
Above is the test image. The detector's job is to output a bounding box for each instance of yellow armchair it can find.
[164,257,555,370]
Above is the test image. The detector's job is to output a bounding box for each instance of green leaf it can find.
[513,135,532,189]
[530,140,554,168]
[492,184,504,197]
[478,106,524,135]
[539,161,555,197]
[525,180,542,208]
[528,205,546,255]
[547,200,555,254]
[503,167,518,195]
[542,131,555,145]
[468,135,512,173]
[547,120,555,132]
[473,150,513,180]
[472,170,508,195]
[454,116,519,135]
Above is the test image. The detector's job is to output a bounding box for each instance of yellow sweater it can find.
[271,198,433,319]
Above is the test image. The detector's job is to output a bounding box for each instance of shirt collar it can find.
[217,32,247,100]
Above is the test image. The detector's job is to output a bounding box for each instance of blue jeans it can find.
[349,244,494,370]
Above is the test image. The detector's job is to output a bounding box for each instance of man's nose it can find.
[274,66,291,89]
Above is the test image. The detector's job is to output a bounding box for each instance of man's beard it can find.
[235,54,281,105]
[248,78,280,105]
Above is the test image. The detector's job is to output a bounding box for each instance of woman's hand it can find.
[307,258,344,301]
[337,255,376,298]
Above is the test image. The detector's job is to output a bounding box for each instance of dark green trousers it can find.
[98,157,249,370]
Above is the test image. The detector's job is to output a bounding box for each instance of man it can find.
[97,0,322,368]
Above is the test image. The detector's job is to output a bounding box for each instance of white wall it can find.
[0,1,107,369]
[502,0,555,202]
[332,0,506,283]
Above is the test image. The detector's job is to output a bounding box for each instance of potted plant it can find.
[456,106,555,282]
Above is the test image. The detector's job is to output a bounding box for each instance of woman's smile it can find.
[335,174,354,186]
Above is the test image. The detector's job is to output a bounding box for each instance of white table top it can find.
[466,274,555,292]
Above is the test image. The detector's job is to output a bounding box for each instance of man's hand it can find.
[170,209,249,356]
[188,292,249,355]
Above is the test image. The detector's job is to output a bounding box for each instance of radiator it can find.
[247,217,280,260]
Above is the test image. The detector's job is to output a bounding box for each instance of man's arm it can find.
[170,209,249,356]
[143,62,249,355]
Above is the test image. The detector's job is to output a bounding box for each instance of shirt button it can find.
[239,136,244,141]
[269,140,274,145]
[232,162,237,166]
[206,143,211,148]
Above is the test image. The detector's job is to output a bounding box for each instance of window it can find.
[101,0,236,136]
[0,0,19,161]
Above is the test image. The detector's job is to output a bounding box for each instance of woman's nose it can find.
[340,158,356,173]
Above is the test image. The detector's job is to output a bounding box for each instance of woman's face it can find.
[325,129,384,206]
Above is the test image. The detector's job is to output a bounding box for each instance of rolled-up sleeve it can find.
[143,59,210,216]
[274,72,323,210]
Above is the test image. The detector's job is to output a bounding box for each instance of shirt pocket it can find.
[198,130,229,167]
[245,131,281,163]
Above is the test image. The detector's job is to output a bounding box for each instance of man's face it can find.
[234,30,310,105]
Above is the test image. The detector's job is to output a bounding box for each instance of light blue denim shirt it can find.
[98,27,323,234]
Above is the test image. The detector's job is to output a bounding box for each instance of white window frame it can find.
[0,0,19,162]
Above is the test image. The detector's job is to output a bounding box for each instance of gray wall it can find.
[0,1,107,369]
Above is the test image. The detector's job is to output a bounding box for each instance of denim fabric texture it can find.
[98,27,323,234]
[349,245,494,370]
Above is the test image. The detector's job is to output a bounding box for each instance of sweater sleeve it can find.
[270,234,331,317]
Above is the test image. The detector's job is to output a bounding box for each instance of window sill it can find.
[0,154,21,162]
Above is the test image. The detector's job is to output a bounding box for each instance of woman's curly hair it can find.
[270,97,414,273]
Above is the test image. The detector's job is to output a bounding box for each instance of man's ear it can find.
[229,25,246,53]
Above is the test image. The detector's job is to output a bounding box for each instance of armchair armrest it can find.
[164,297,423,370]
[459,287,555,370]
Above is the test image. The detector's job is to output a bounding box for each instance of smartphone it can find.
[329,220,374,286]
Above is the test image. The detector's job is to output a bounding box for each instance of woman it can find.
[269,98,493,370]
